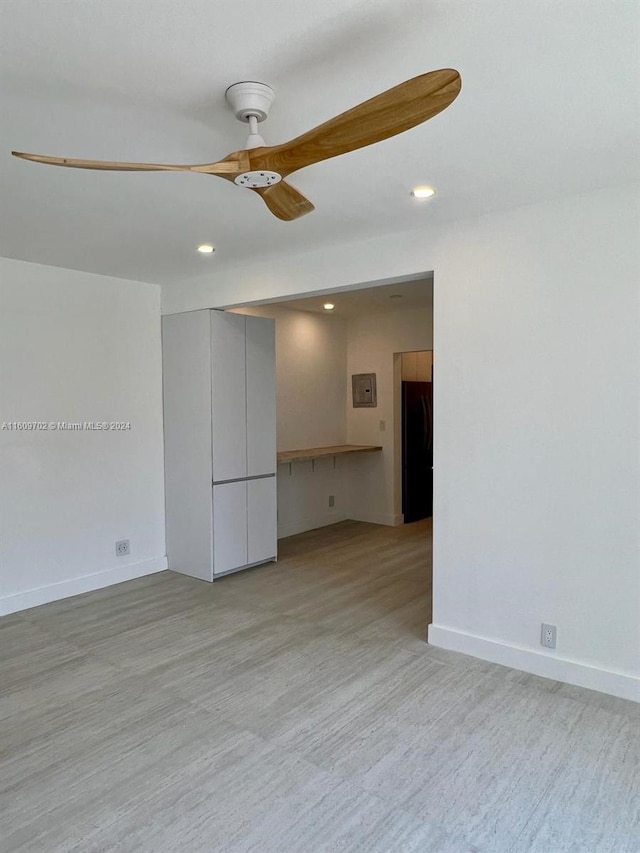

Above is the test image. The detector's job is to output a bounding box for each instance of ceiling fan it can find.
[12,69,461,222]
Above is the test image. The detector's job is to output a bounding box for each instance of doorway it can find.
[401,351,433,523]
[226,275,435,637]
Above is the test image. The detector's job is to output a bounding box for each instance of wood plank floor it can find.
[2,520,638,852]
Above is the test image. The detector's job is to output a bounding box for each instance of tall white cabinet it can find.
[162,310,277,580]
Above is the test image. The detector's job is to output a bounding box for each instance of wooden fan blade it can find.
[249,69,461,177]
[11,151,243,175]
[251,180,315,221]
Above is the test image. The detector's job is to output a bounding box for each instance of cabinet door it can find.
[213,482,247,574]
[211,311,247,482]
[246,316,276,477]
[162,311,213,581]
[248,476,277,565]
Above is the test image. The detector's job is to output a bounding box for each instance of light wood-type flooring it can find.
[2,520,638,852]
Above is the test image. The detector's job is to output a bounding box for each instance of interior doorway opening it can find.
[223,272,435,640]
[228,275,433,535]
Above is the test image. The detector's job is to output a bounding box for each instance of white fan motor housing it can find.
[225,82,275,123]
[234,171,282,188]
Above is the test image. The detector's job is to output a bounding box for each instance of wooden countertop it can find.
[277,444,383,464]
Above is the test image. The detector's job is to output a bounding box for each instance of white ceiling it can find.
[1,0,638,286]
[276,277,433,318]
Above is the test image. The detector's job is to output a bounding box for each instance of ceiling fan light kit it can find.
[12,69,461,222]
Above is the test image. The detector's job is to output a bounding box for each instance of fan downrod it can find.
[225,81,282,185]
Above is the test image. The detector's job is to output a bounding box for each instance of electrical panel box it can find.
[352,373,377,407]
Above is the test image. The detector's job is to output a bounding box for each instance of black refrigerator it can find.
[401,380,433,523]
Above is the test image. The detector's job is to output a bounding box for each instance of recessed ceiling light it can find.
[411,185,436,199]
[197,244,215,254]
[323,303,335,311]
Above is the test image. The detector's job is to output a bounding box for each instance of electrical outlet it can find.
[328,495,335,508]
[379,420,386,432]
[115,539,130,557]
[541,623,557,649]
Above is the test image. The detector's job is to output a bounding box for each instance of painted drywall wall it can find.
[346,303,433,526]
[276,455,350,539]
[232,303,349,536]
[428,186,640,702]
[231,304,347,451]
[162,183,640,701]
[0,258,166,614]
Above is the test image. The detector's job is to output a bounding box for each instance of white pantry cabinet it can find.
[210,311,247,483]
[248,476,277,564]
[246,315,277,477]
[162,309,277,580]
[212,481,248,574]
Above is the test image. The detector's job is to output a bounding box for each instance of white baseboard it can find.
[428,624,639,703]
[278,512,349,540]
[348,511,404,527]
[0,556,168,616]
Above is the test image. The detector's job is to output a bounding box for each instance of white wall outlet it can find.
[328,495,335,508]
[379,420,386,432]
[115,539,130,557]
[541,623,557,649]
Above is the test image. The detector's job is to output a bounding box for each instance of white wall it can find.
[162,183,640,701]
[276,456,350,539]
[429,187,640,702]
[231,304,347,451]
[0,258,166,614]
[232,303,349,537]
[346,303,433,526]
